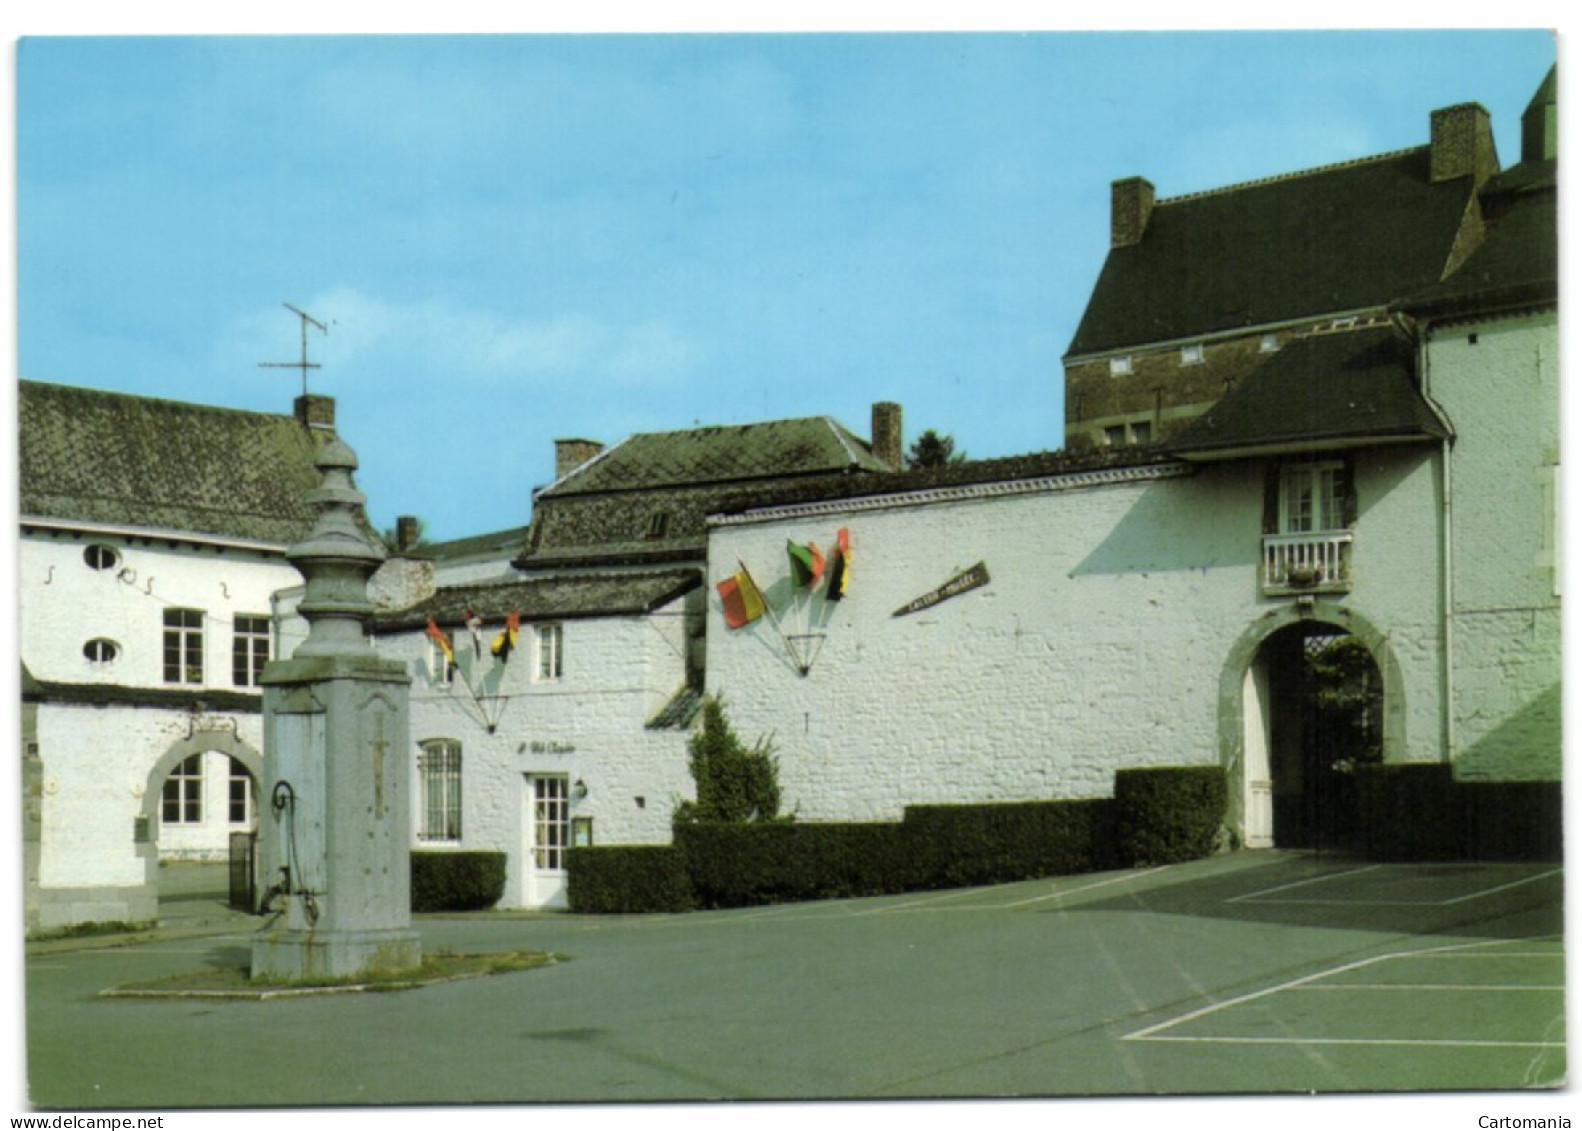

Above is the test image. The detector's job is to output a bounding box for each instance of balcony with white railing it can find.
[1262,530,1353,596]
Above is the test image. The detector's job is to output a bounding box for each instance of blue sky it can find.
[15,29,1559,542]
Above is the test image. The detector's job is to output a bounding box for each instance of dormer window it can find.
[1180,343,1205,366]
[645,511,672,540]
[1108,356,1134,377]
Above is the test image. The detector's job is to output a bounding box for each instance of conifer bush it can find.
[672,696,785,825]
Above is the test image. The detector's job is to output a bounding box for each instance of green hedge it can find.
[1358,765,1562,862]
[1114,766,1226,866]
[566,846,695,913]
[676,821,918,908]
[902,799,1117,886]
[410,850,507,912]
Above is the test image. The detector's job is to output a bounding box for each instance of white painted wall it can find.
[1426,311,1562,781]
[705,453,1447,826]
[376,597,696,908]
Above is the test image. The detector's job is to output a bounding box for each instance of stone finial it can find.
[288,436,387,658]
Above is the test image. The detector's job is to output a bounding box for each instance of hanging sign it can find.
[892,562,991,617]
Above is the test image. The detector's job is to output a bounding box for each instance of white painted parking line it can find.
[1440,868,1563,905]
[1225,864,1380,903]
[1122,937,1550,1044]
[1002,866,1170,908]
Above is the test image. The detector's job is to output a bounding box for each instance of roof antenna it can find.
[260,302,329,398]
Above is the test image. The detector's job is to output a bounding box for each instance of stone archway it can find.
[1218,602,1405,848]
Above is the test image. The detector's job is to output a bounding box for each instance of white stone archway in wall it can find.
[140,726,265,863]
[1217,601,1406,847]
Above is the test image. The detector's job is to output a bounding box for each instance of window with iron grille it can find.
[537,623,564,682]
[162,754,202,825]
[532,775,569,870]
[163,608,205,685]
[232,614,271,687]
[418,740,463,842]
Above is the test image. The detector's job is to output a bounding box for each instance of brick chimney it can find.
[294,394,335,430]
[1430,103,1498,185]
[555,438,604,480]
[395,515,421,553]
[1110,177,1156,249]
[871,402,903,470]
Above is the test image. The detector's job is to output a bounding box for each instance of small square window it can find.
[645,512,672,539]
[1180,343,1204,366]
[1108,356,1134,377]
[1130,421,1153,445]
[1102,425,1127,447]
[1260,333,1281,353]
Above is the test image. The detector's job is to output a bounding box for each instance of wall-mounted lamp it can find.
[573,779,588,800]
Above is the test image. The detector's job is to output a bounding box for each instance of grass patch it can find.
[103,950,561,999]
[29,920,156,942]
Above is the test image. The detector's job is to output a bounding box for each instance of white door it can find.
[1242,661,1274,848]
[524,774,570,910]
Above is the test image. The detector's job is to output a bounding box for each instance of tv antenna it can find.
[259,302,329,398]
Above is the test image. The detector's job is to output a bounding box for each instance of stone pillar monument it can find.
[251,435,421,981]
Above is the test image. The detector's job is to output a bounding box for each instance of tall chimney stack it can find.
[1110,177,1156,249]
[554,438,604,480]
[396,515,421,553]
[1430,103,1498,185]
[871,402,903,470]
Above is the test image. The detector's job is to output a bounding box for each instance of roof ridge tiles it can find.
[1156,145,1425,207]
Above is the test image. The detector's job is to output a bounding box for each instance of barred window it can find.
[418,740,463,842]
[233,614,271,687]
[163,608,204,685]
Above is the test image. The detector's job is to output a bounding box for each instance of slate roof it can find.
[1166,326,1450,459]
[518,415,892,569]
[19,380,326,544]
[1066,147,1479,357]
[706,445,1184,517]
[374,570,700,632]
[1398,172,1557,318]
[425,524,533,565]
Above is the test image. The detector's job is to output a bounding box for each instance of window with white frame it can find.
[163,608,205,685]
[417,740,463,842]
[1180,342,1205,365]
[1108,355,1134,377]
[162,754,202,825]
[232,614,270,687]
[1260,332,1281,353]
[536,623,564,682]
[228,757,254,825]
[1279,461,1347,534]
[532,775,570,870]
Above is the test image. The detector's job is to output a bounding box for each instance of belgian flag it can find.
[717,566,767,629]
[825,527,851,600]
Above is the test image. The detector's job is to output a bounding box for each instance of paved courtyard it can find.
[22,851,1565,1108]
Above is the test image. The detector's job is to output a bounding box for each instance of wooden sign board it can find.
[892,562,990,617]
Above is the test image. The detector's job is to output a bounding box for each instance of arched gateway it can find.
[1219,602,1404,850]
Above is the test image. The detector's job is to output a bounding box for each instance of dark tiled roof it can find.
[1167,326,1449,458]
[375,570,700,632]
[1397,179,1556,317]
[647,686,704,730]
[707,446,1184,516]
[519,415,892,569]
[22,678,262,713]
[1067,148,1477,357]
[19,380,326,544]
[425,524,532,564]
[541,416,888,496]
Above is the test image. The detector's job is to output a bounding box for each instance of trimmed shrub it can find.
[1356,763,1461,861]
[566,846,696,913]
[1462,781,1563,862]
[675,822,922,907]
[410,850,507,912]
[1114,766,1226,866]
[903,799,1117,887]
